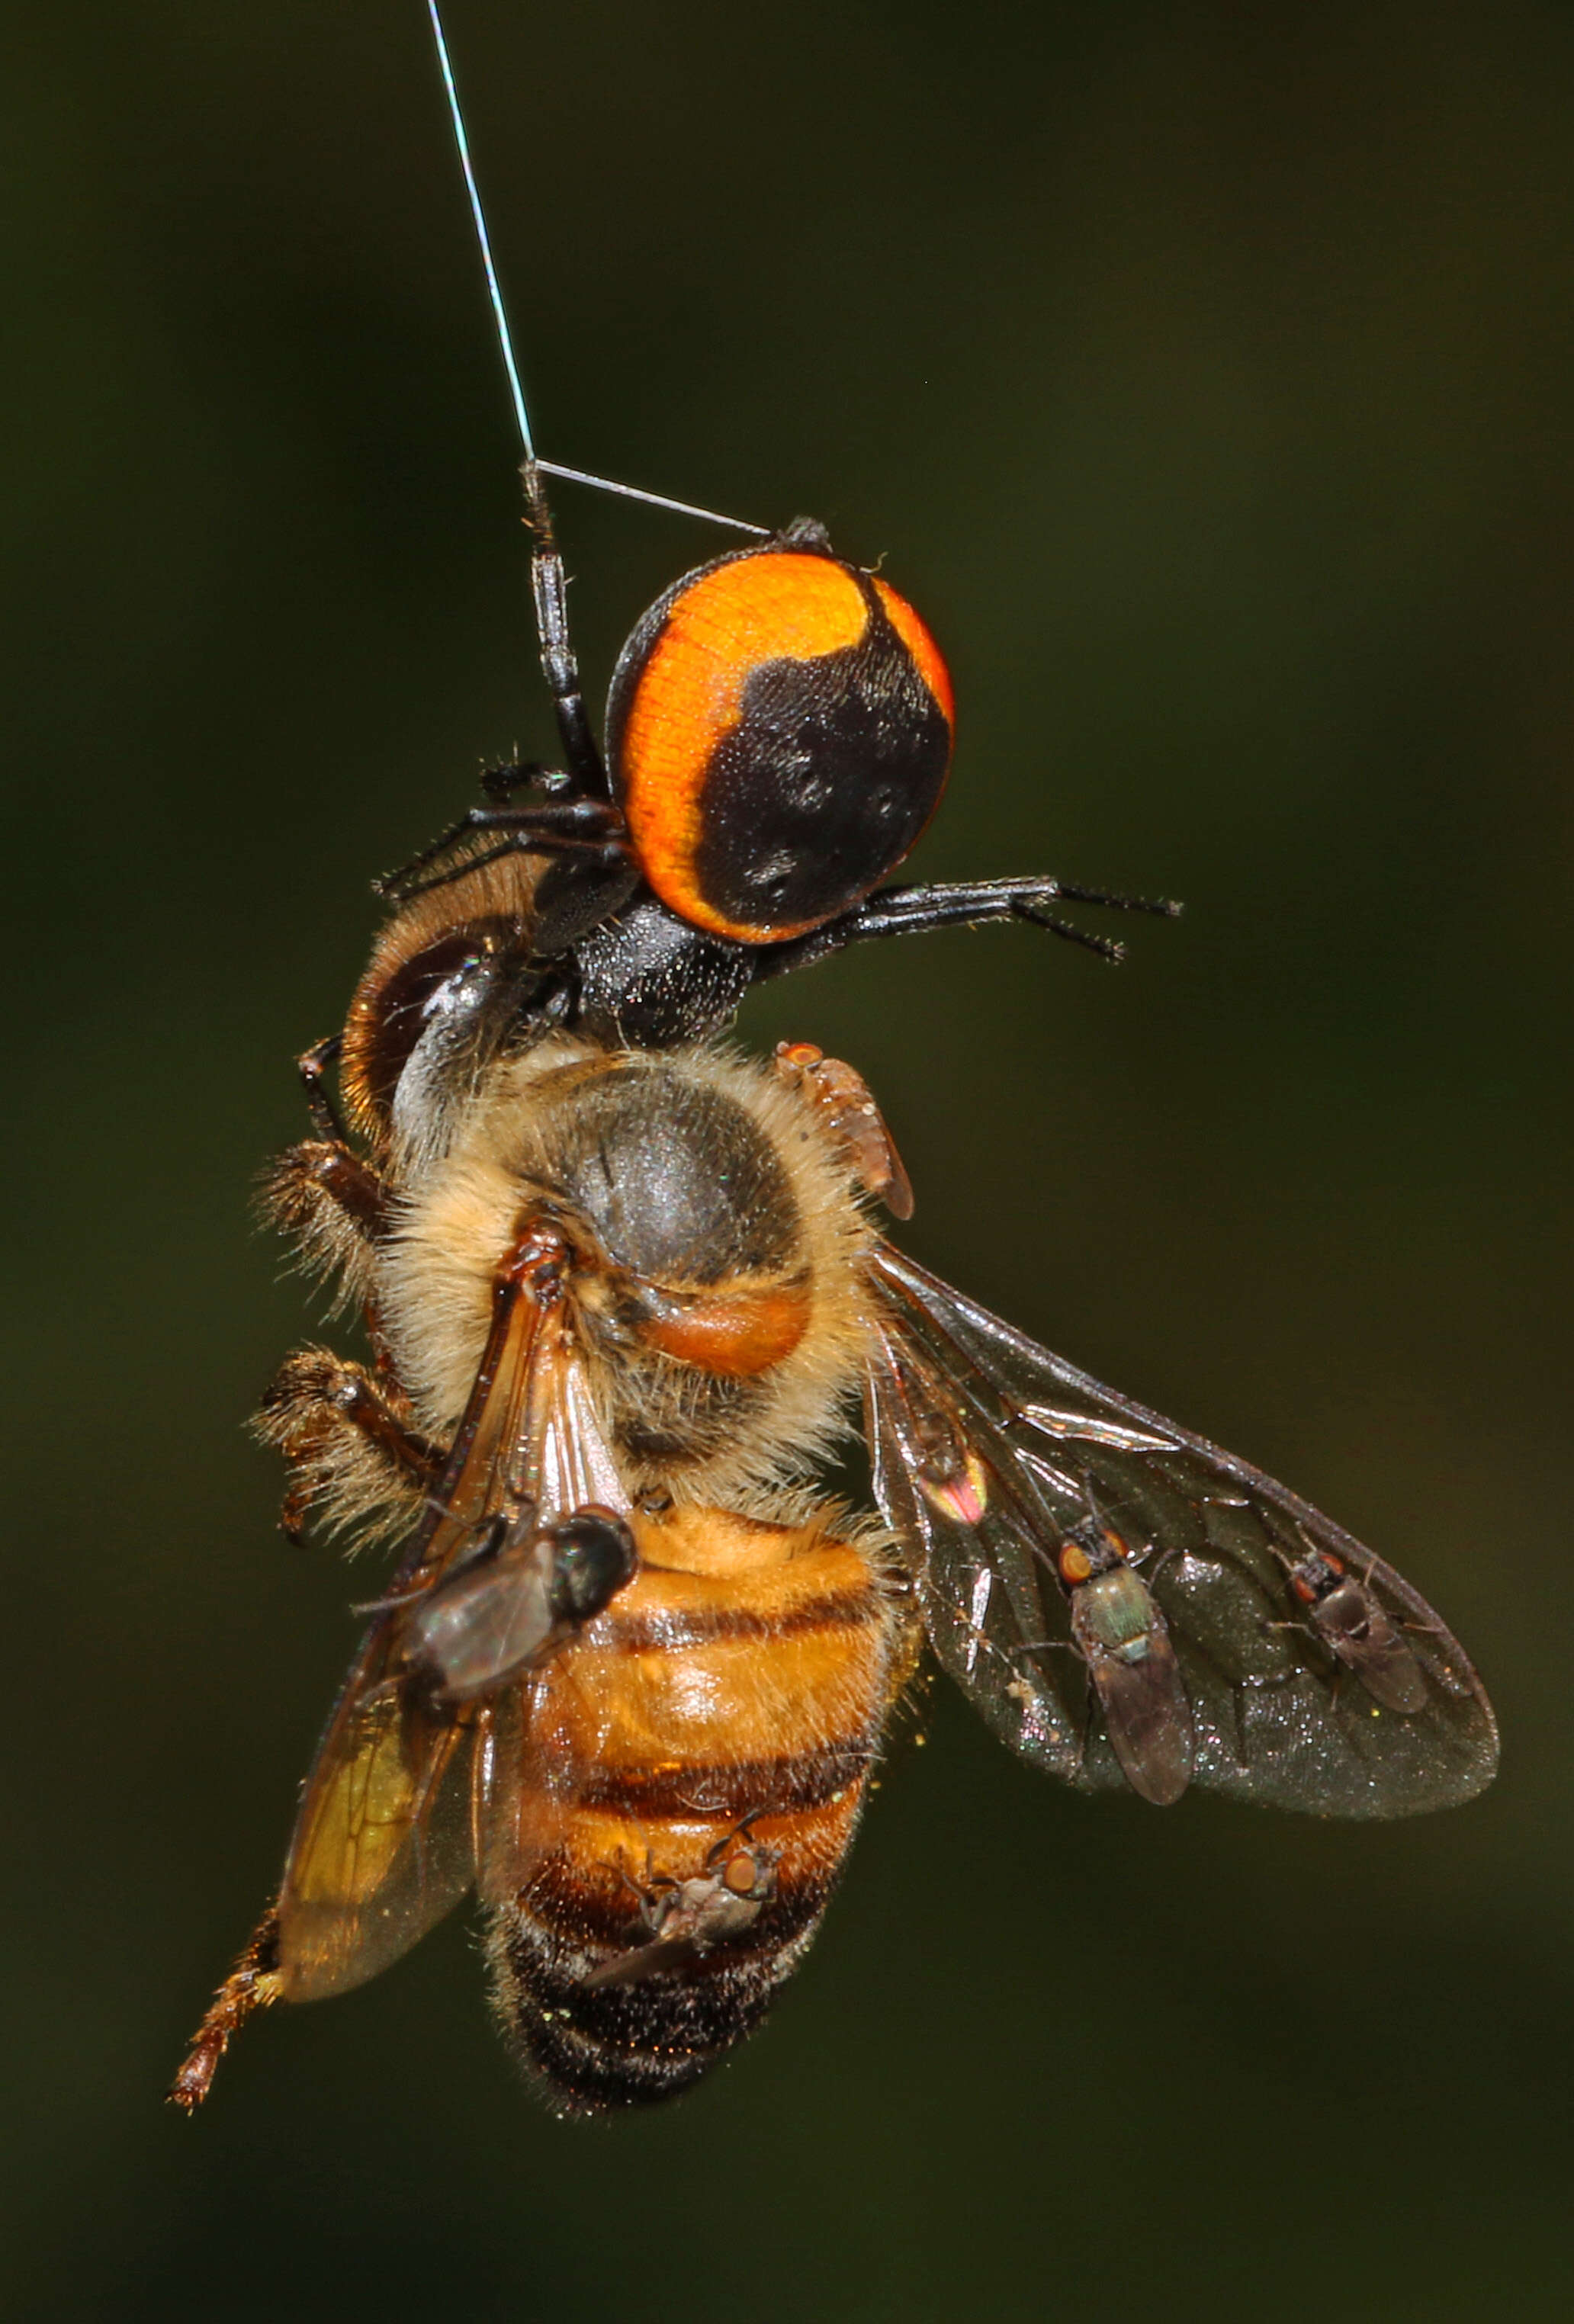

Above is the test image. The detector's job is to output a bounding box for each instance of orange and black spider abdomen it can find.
[606,527,955,945]
[480,1504,911,2112]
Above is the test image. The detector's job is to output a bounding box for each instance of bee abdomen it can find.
[487,1847,832,2112]
[575,1741,871,1818]
[482,1504,910,2112]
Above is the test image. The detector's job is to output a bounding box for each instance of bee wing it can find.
[277,1265,628,2001]
[864,1244,1498,1818]
[274,1649,480,2005]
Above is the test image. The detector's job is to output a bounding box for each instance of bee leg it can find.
[261,1136,387,1257]
[168,1906,283,2112]
[297,1032,351,1144]
[254,1037,392,1295]
[255,1349,443,1544]
[255,1039,390,1292]
[773,1041,914,1218]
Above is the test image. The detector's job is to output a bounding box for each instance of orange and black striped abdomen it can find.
[606,535,955,945]
[481,1505,909,2112]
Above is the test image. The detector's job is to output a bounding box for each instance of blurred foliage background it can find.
[5,2,1572,2316]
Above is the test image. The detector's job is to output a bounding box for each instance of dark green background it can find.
[6,2,1571,2316]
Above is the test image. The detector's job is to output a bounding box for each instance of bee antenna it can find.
[424,4,766,541]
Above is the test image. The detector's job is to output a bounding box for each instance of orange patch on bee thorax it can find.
[632,1283,811,1375]
[618,554,871,940]
[872,576,955,730]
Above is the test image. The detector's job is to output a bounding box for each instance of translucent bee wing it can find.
[864,1337,1089,1784]
[276,1265,631,2001]
[399,1394,632,1706]
[274,1678,480,2004]
[469,1333,639,1913]
[865,1244,1498,1818]
[274,1273,549,1999]
[534,1350,628,1518]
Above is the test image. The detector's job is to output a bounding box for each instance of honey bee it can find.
[170,7,1498,2118]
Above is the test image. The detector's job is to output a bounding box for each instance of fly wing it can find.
[277,1262,629,2001]
[1074,1592,1193,1807]
[1311,1578,1430,1715]
[865,1244,1498,1818]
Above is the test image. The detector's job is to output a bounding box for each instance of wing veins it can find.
[864,1243,1498,1815]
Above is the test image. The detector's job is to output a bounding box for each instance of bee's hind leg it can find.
[168,1907,284,2114]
